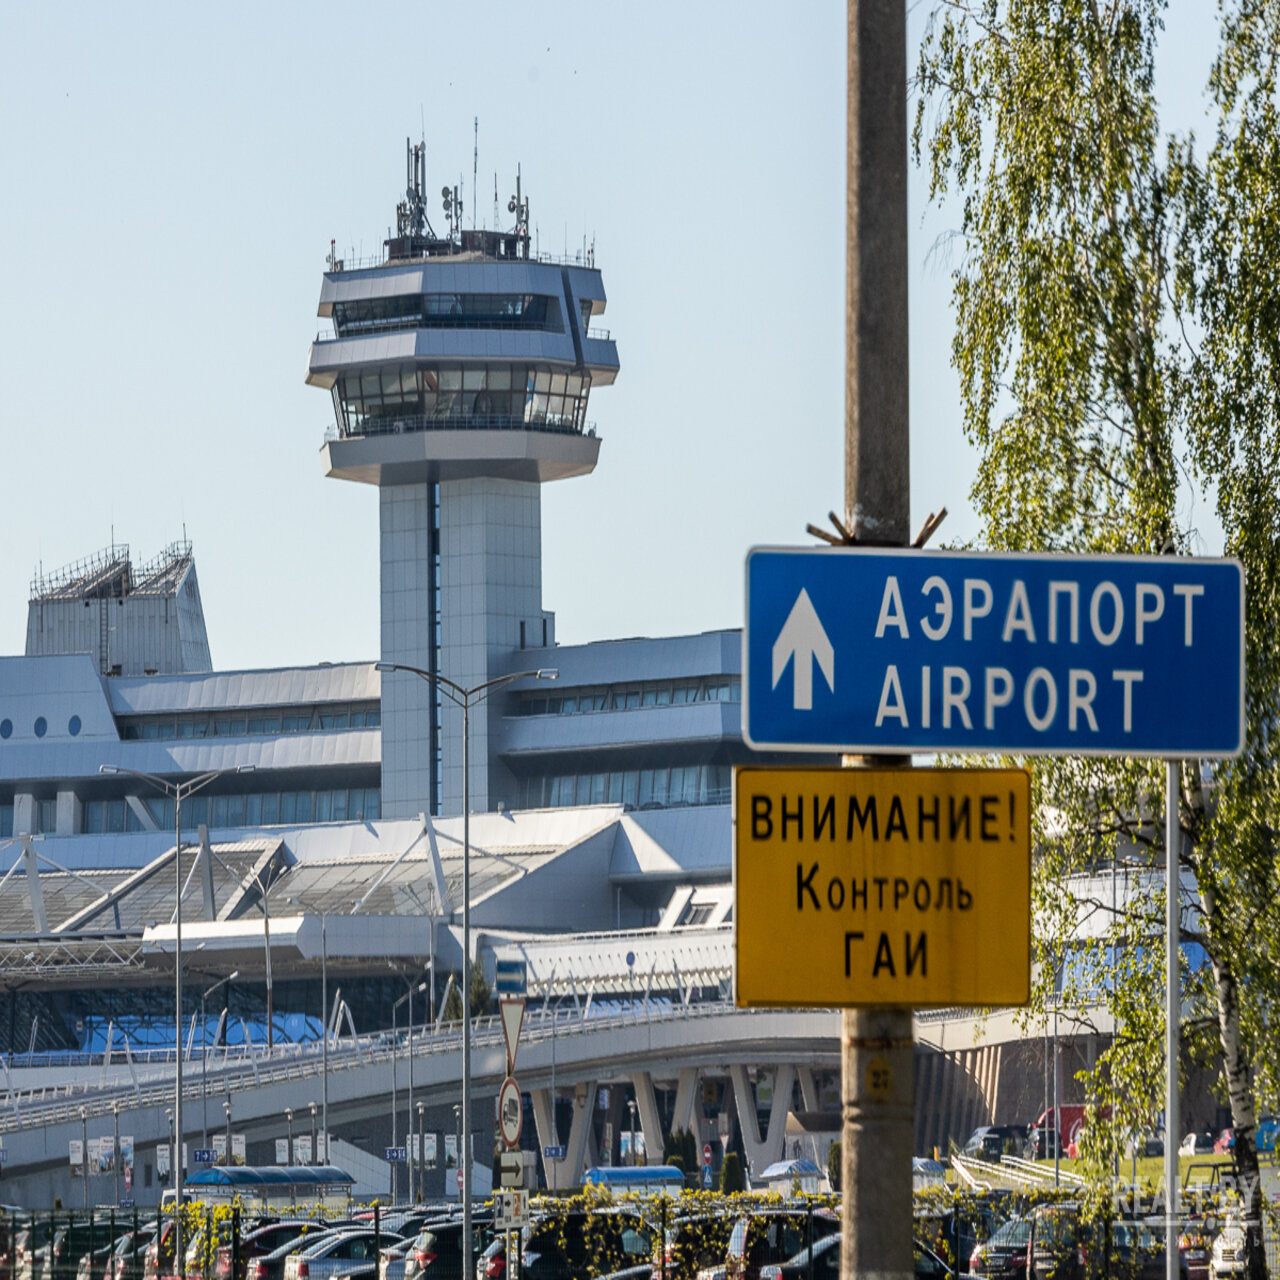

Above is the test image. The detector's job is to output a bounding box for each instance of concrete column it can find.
[671,1067,699,1136]
[531,1088,573,1192]
[561,1082,597,1185]
[630,1071,663,1165]
[55,790,81,836]
[729,1064,794,1177]
[13,795,35,835]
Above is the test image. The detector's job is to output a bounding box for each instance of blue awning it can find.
[184,1164,354,1189]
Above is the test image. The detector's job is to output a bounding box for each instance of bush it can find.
[720,1151,746,1193]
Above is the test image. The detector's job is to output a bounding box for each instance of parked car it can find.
[284,1233,405,1280]
[969,1216,1030,1279]
[1179,1219,1215,1280]
[104,1226,158,1280]
[473,1240,504,1280]
[1180,1133,1217,1157]
[401,1220,493,1280]
[521,1211,653,1280]
[654,1215,735,1280]
[721,1211,839,1280]
[758,1235,969,1280]
[962,1126,1029,1162]
[758,1235,841,1280]
[16,1224,59,1280]
[249,1231,352,1280]
[1210,1216,1245,1277]
[45,1224,131,1280]
[1254,1117,1278,1153]
[1025,1127,1061,1160]
[1026,1205,1190,1280]
[1124,1133,1165,1159]
[216,1222,330,1280]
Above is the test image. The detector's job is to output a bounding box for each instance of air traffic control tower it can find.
[306,143,619,819]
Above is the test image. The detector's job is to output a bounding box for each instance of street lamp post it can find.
[285,899,330,1155]
[627,1098,637,1167]
[286,1107,294,1164]
[416,1100,426,1204]
[309,1101,318,1166]
[223,1099,232,1166]
[113,1101,121,1207]
[375,662,556,1267]
[201,971,239,1147]
[98,762,253,1277]
[80,1107,89,1209]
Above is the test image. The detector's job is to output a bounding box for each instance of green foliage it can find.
[470,965,491,1018]
[827,1139,841,1193]
[441,981,463,1024]
[915,3,1280,1275]
[719,1150,746,1193]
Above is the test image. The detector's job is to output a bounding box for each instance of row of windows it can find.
[515,678,741,718]
[332,293,562,337]
[119,706,380,741]
[514,764,732,811]
[336,364,591,435]
[82,787,381,834]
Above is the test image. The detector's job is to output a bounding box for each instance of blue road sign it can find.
[745,548,1244,757]
[702,1164,714,1188]
[495,959,527,996]
[543,1144,566,1160]
[385,1146,407,1163]
[192,1148,217,1165]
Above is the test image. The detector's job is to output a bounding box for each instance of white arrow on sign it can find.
[772,589,834,710]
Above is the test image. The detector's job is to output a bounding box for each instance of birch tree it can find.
[915,3,1280,1275]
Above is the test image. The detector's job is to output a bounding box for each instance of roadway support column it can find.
[843,3,913,1280]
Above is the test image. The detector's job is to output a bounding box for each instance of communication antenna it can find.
[507,165,530,256]
[396,136,433,239]
[493,172,499,232]
[472,117,479,231]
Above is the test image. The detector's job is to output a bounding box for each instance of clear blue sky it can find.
[0,2,1219,672]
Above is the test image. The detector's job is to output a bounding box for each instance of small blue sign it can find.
[192,1148,217,1165]
[702,1164,713,1188]
[120,1199,134,1209]
[745,548,1244,757]
[543,1145,566,1161]
[495,959,527,996]
[385,1146,407,1163]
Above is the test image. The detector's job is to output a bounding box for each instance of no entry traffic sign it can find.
[744,547,1244,757]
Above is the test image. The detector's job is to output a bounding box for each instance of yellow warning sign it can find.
[734,766,1030,1008]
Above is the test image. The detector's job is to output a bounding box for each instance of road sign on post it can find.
[744,548,1245,757]
[500,998,526,1076]
[734,766,1030,1008]
[495,959,527,995]
[498,1077,523,1149]
[702,1143,712,1166]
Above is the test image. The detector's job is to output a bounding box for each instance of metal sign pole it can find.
[843,3,913,1279]
[1166,760,1180,1280]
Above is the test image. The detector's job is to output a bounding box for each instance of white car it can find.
[284,1234,404,1280]
[1211,1218,1245,1276]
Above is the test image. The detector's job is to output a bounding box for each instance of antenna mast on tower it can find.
[472,117,478,230]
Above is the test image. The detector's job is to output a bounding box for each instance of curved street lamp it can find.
[98,762,253,1270]
[374,663,555,1260]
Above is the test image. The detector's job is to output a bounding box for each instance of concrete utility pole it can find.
[843,4,914,1280]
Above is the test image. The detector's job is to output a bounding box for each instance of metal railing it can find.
[322,413,596,444]
[0,997,816,1135]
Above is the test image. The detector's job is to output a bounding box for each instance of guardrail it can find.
[322,414,597,444]
[0,999,827,1136]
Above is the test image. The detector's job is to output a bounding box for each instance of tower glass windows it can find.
[335,364,591,437]
[331,292,562,338]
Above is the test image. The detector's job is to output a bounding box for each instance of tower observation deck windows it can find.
[331,293,562,338]
[335,364,591,437]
